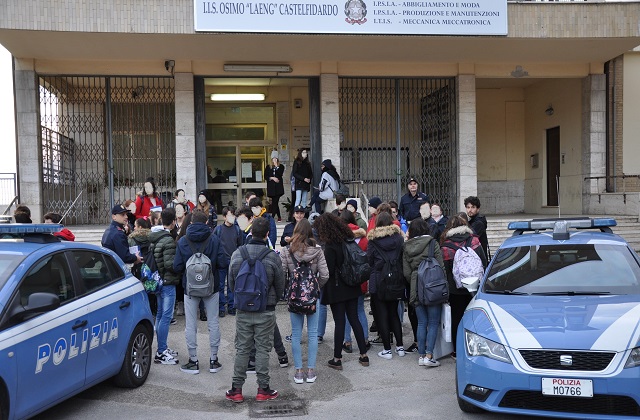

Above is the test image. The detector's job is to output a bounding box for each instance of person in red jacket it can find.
[340,210,371,353]
[43,212,75,241]
[134,177,164,219]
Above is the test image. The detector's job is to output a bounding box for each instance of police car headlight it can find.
[465,330,512,364]
[624,347,640,368]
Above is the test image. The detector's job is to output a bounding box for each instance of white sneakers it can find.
[377,349,393,360]
[396,346,406,357]
[418,356,441,367]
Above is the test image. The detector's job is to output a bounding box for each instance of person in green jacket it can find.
[402,218,445,368]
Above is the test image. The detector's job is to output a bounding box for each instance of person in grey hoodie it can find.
[280,219,329,384]
[402,218,445,367]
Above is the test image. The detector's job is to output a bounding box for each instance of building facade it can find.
[0,0,639,223]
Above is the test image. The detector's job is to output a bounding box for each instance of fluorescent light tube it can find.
[223,64,292,73]
[210,93,265,101]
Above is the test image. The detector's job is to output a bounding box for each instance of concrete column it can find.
[457,75,478,212]
[582,74,607,211]
[174,73,197,201]
[320,74,340,173]
[14,59,43,222]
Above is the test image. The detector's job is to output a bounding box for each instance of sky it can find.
[0,44,16,174]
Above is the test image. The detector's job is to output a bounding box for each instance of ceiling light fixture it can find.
[223,64,292,73]
[210,93,265,101]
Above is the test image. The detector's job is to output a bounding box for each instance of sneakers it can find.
[359,355,370,367]
[210,358,222,373]
[227,307,236,316]
[405,343,418,353]
[256,387,279,401]
[170,318,177,325]
[285,335,292,343]
[155,349,179,365]
[246,364,256,374]
[342,342,353,353]
[317,336,323,343]
[306,369,317,383]
[166,348,179,357]
[423,357,441,367]
[293,370,305,384]
[278,354,289,368]
[377,349,392,360]
[396,346,406,357]
[418,356,427,366]
[175,301,185,316]
[200,310,207,321]
[370,336,384,345]
[327,359,343,370]
[226,387,244,403]
[219,310,226,318]
[369,322,378,333]
[181,359,199,374]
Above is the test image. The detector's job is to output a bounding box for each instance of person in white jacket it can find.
[307,159,340,213]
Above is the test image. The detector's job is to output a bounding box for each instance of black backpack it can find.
[338,239,371,287]
[371,242,406,302]
[287,252,320,315]
[417,240,449,305]
[130,240,150,280]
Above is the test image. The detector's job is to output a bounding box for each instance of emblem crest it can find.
[344,0,367,25]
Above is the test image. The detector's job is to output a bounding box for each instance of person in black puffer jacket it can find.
[291,149,313,208]
[367,212,406,360]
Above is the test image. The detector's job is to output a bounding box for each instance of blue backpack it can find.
[234,246,271,312]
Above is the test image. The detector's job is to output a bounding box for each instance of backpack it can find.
[286,252,320,315]
[446,237,485,289]
[185,237,215,297]
[417,240,449,305]
[329,179,350,198]
[370,242,406,302]
[130,240,150,280]
[235,246,272,312]
[338,239,371,287]
[140,242,163,294]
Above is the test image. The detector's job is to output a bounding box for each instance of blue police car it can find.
[0,224,154,419]
[456,218,640,419]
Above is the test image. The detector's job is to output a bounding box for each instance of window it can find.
[20,253,75,306]
[73,251,120,292]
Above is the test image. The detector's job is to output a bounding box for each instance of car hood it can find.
[469,294,640,352]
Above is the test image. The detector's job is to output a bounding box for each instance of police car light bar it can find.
[0,223,63,234]
[508,218,616,239]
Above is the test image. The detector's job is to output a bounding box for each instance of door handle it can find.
[119,301,131,309]
[233,184,238,187]
[72,320,88,330]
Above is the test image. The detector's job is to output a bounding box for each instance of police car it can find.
[456,218,640,419]
[0,224,154,419]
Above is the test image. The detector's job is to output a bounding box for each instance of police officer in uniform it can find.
[102,204,143,264]
[399,177,430,222]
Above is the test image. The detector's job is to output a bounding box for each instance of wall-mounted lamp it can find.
[545,105,554,116]
[223,64,292,73]
[210,93,265,101]
[164,60,175,77]
[510,65,529,78]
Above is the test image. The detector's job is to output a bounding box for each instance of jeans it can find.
[184,293,221,360]
[218,269,234,310]
[317,298,328,338]
[155,285,176,353]
[308,190,326,213]
[294,189,308,207]
[415,304,443,356]
[373,294,404,351]
[232,310,276,389]
[290,311,319,369]
[330,298,367,358]
[344,294,368,342]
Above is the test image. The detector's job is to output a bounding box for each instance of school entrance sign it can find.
[194,0,508,36]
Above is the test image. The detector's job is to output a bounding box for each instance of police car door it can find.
[71,250,133,384]
[10,252,89,419]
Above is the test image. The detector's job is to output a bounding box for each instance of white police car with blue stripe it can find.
[0,224,154,419]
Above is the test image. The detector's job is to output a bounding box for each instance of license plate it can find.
[541,377,593,398]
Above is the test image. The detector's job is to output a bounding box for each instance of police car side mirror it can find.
[23,292,60,315]
[461,277,480,294]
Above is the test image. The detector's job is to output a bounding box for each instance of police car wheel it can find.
[112,324,152,388]
[0,385,7,420]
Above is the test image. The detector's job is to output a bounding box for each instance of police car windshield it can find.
[483,244,640,295]
[0,254,27,290]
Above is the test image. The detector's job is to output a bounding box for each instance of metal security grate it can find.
[519,350,615,371]
[250,399,307,418]
[499,390,640,416]
[39,76,175,224]
[339,77,457,213]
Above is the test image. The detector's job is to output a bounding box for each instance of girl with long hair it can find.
[291,149,313,208]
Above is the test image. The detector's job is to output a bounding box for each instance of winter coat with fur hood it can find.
[280,243,330,290]
[366,224,405,295]
[402,235,444,306]
[440,225,487,295]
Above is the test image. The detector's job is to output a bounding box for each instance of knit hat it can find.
[368,197,382,209]
[347,199,358,210]
[322,159,332,167]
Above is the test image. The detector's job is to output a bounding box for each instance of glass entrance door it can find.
[206,144,271,213]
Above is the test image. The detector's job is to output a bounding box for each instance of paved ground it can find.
[33,299,532,420]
